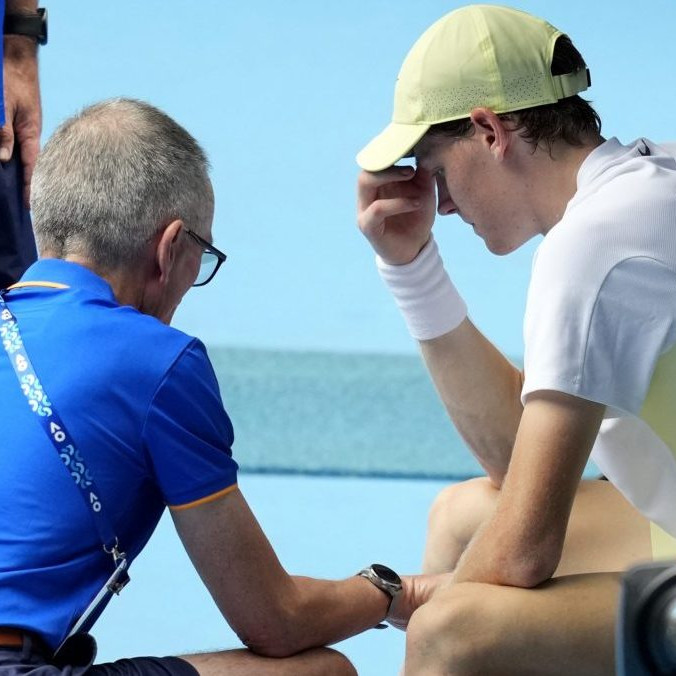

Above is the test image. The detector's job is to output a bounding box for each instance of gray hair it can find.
[31,98,212,269]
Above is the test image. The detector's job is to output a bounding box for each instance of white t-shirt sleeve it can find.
[522,254,676,415]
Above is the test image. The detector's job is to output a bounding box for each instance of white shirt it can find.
[522,138,676,534]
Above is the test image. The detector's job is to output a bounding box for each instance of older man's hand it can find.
[1,34,42,207]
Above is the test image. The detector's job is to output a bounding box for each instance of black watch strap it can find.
[3,7,48,45]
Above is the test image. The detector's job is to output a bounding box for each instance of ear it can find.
[155,219,184,286]
[469,108,511,160]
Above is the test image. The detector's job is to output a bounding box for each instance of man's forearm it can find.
[2,0,42,204]
[4,1,39,58]
[5,1,38,12]
[451,506,561,588]
[275,571,447,654]
[420,318,524,485]
[293,575,390,647]
[449,392,605,588]
[244,574,390,657]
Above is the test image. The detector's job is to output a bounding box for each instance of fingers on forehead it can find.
[359,166,415,187]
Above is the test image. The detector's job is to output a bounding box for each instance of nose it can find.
[436,174,457,216]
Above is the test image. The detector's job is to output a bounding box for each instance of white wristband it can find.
[376,238,467,341]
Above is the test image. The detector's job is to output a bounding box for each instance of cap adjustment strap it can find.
[552,68,590,100]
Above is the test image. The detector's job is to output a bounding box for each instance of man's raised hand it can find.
[357,166,436,266]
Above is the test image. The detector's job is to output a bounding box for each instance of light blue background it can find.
[42,1,676,358]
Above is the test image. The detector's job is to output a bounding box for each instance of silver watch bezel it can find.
[357,563,402,600]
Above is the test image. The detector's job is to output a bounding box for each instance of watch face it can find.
[373,563,401,585]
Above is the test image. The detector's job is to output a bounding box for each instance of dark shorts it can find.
[0,144,37,288]
[0,634,198,676]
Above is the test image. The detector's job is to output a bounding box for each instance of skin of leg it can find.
[404,573,621,676]
[181,647,356,676]
[422,478,653,576]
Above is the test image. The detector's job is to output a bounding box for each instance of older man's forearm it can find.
[5,1,38,13]
[4,1,39,56]
[241,575,390,657]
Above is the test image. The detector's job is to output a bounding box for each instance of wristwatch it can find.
[357,563,402,628]
[3,7,48,46]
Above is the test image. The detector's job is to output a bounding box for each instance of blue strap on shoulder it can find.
[0,289,129,638]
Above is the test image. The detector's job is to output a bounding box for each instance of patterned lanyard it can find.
[0,283,129,637]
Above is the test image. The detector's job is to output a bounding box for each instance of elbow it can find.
[507,561,555,589]
[236,603,307,658]
[239,627,302,658]
[499,547,560,589]
[242,641,297,659]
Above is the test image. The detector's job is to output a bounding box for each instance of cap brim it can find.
[356,122,430,172]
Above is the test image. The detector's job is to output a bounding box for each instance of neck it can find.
[59,253,146,308]
[529,136,604,235]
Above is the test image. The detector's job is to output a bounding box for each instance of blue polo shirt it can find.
[0,258,238,649]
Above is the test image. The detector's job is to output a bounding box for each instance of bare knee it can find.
[424,478,498,574]
[405,585,495,676]
[321,648,357,676]
[428,478,497,536]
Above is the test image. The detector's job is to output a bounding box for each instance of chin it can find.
[486,242,516,256]
[482,231,530,256]
[479,234,512,256]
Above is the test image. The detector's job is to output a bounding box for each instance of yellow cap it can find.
[357,4,590,171]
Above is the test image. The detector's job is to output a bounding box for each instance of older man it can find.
[0,98,439,675]
[356,5,676,674]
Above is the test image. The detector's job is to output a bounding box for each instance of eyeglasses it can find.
[183,227,227,287]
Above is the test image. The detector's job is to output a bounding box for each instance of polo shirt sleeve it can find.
[522,252,676,416]
[142,338,238,508]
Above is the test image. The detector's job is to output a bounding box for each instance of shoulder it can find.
[531,138,676,301]
[85,302,200,375]
[143,338,237,508]
[161,336,219,391]
[568,138,676,223]
[524,253,676,414]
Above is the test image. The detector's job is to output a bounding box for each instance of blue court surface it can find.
[94,473,448,675]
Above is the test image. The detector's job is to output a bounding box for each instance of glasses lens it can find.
[194,251,217,286]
